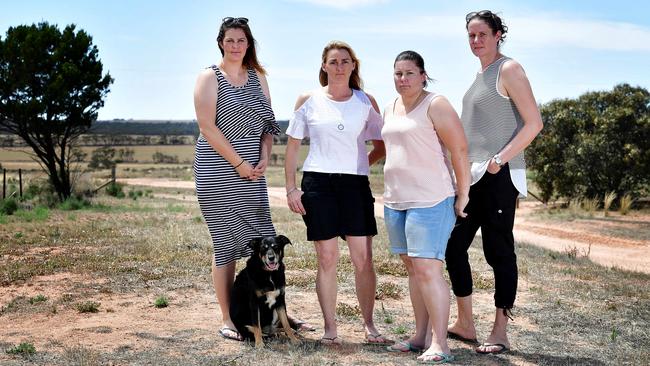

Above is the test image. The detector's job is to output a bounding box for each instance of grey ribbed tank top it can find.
[461,57,525,169]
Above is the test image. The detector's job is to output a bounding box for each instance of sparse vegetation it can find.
[336,302,361,319]
[105,182,125,198]
[0,183,647,365]
[620,194,634,215]
[582,197,598,216]
[154,295,169,308]
[28,295,47,304]
[603,191,617,216]
[0,197,18,215]
[76,301,100,313]
[375,282,402,300]
[5,342,36,356]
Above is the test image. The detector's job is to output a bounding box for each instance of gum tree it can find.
[0,22,113,200]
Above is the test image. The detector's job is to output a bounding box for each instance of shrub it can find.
[528,84,650,202]
[88,146,116,170]
[154,296,169,308]
[76,301,100,313]
[105,183,125,198]
[0,197,18,215]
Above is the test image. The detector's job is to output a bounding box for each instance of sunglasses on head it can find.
[465,10,494,23]
[222,17,249,25]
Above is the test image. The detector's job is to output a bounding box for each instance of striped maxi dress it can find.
[194,65,280,266]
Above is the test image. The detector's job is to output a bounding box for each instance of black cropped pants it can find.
[445,165,519,309]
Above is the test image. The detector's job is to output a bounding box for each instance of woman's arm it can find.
[284,93,311,215]
[365,93,386,165]
[254,71,274,178]
[428,96,470,217]
[490,59,544,173]
[194,68,255,179]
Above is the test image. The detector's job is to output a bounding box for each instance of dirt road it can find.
[119,178,650,274]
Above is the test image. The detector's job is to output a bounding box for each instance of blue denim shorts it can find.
[383,196,456,260]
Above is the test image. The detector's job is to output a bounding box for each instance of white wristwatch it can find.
[493,154,504,167]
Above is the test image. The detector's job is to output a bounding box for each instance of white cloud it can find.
[346,14,650,52]
[288,0,389,10]
[510,16,650,51]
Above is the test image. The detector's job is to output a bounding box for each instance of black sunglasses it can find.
[465,10,494,23]
[222,17,249,25]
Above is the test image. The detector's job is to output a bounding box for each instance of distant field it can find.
[0,146,196,164]
[1,145,314,165]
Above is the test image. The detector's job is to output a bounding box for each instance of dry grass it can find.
[619,194,634,215]
[603,191,617,216]
[1,188,649,365]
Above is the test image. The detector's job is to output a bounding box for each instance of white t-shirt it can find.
[286,88,383,176]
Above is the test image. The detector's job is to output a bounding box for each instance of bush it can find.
[528,84,650,202]
[153,296,169,308]
[105,183,125,198]
[23,179,59,207]
[76,301,100,313]
[88,146,116,170]
[0,197,18,215]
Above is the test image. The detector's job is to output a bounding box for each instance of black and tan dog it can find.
[230,235,300,347]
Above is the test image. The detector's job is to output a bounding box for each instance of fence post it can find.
[111,164,116,184]
[19,169,23,198]
[2,169,5,199]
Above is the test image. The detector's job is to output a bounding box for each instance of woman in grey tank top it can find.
[444,10,543,355]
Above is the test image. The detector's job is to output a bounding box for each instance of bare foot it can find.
[447,321,477,342]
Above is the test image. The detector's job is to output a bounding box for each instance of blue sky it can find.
[2,0,649,121]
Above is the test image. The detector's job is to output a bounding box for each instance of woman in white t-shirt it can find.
[284,40,387,346]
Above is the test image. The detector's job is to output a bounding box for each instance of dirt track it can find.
[119,178,650,274]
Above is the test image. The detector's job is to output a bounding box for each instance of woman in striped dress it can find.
[193,17,280,341]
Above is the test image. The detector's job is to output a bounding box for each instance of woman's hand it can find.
[455,194,469,218]
[235,161,258,180]
[286,188,306,215]
[487,158,502,174]
[252,157,268,179]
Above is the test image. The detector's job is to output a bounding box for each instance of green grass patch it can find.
[14,206,49,222]
[153,295,169,308]
[5,342,36,355]
[28,294,47,304]
[58,196,91,210]
[166,204,186,213]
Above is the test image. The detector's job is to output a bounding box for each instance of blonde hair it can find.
[318,40,363,90]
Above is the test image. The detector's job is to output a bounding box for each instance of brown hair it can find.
[217,18,266,75]
[318,41,363,90]
[465,10,508,47]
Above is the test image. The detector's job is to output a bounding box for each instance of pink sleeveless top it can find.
[381,93,456,210]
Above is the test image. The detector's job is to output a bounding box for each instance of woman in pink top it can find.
[383,50,469,364]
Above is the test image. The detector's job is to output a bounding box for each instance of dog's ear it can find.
[247,237,262,250]
[275,235,291,247]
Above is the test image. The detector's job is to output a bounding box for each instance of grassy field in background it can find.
[0,187,648,365]
[1,144,386,193]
